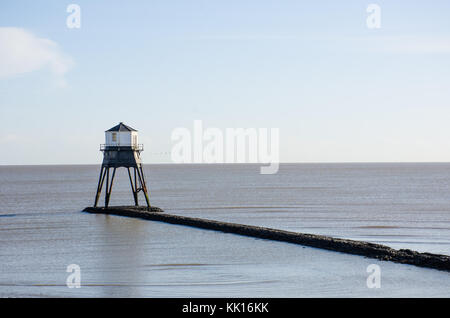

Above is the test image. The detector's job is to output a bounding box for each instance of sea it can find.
[0,163,449,297]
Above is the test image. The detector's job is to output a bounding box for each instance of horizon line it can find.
[2,161,450,167]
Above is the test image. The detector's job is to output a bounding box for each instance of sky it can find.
[0,0,450,165]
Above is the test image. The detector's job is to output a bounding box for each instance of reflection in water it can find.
[98,215,149,297]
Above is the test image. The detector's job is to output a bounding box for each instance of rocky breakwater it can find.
[83,206,450,272]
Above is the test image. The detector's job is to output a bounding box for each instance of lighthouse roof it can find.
[106,122,137,132]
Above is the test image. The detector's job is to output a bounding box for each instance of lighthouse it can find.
[93,122,151,208]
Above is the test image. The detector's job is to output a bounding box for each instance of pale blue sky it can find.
[1,0,450,164]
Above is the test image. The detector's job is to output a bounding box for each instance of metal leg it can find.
[127,167,138,206]
[94,166,106,207]
[94,161,151,208]
[134,168,139,206]
[136,165,151,207]
[105,168,116,208]
[140,166,151,207]
[104,168,110,208]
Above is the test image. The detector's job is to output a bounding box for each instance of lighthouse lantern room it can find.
[104,122,139,149]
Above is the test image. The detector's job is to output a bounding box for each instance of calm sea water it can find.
[0,163,449,297]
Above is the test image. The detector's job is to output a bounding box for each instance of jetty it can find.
[83,206,450,272]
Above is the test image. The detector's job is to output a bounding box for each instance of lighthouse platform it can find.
[82,206,450,272]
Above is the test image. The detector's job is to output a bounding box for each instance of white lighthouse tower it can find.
[94,122,151,208]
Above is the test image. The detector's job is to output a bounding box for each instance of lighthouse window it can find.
[112,133,117,142]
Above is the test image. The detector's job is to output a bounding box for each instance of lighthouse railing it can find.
[100,144,144,151]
